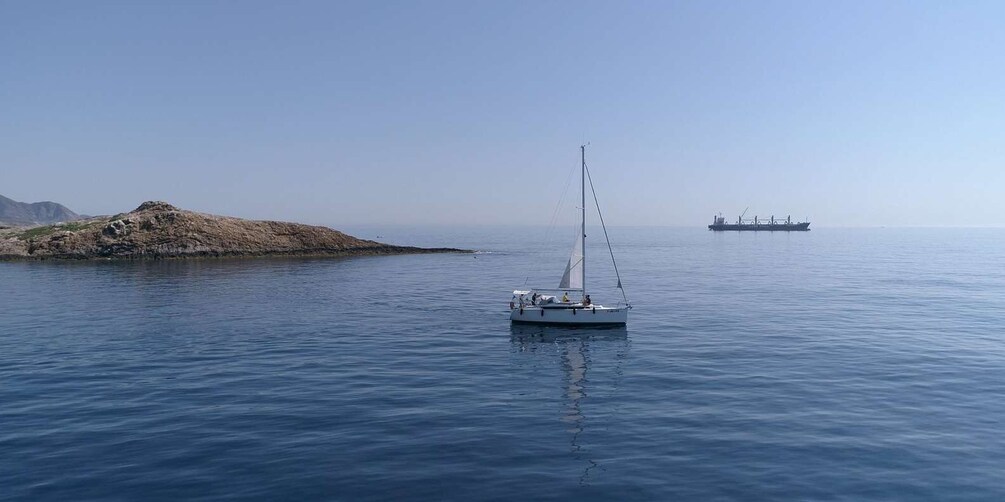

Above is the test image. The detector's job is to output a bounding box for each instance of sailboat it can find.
[510,146,630,326]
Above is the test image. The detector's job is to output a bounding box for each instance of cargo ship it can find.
[709,211,810,231]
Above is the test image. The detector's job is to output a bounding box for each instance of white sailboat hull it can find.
[510,305,628,325]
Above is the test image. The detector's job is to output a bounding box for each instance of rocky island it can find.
[0,201,466,260]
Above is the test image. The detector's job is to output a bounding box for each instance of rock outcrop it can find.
[0,201,466,260]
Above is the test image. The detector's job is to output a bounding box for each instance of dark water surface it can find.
[3,227,1004,500]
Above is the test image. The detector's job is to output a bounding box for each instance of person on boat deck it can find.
[531,292,539,305]
[583,295,591,306]
[562,292,569,303]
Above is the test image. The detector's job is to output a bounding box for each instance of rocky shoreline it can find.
[0,201,468,260]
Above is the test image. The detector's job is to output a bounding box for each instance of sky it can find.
[2,1,1004,227]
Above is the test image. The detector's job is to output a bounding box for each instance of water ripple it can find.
[2,228,1004,500]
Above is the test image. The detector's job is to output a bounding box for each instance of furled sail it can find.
[558,233,584,289]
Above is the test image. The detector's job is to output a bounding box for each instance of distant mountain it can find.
[0,194,83,226]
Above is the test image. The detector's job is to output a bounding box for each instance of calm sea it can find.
[2,227,1004,501]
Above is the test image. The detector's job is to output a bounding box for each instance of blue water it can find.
[2,227,1004,500]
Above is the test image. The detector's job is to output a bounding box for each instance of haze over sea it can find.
[2,226,1003,500]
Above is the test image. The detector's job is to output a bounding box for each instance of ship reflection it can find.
[510,325,628,484]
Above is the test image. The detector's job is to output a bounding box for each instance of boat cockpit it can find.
[511,289,590,309]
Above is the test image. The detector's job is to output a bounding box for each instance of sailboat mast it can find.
[581,144,586,302]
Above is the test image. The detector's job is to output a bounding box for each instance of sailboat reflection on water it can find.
[510,325,628,484]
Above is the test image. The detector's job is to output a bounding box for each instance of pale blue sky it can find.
[2,1,1003,227]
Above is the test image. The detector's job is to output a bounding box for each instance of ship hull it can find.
[510,305,628,325]
[709,222,810,231]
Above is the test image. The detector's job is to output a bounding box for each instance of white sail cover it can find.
[558,233,584,289]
